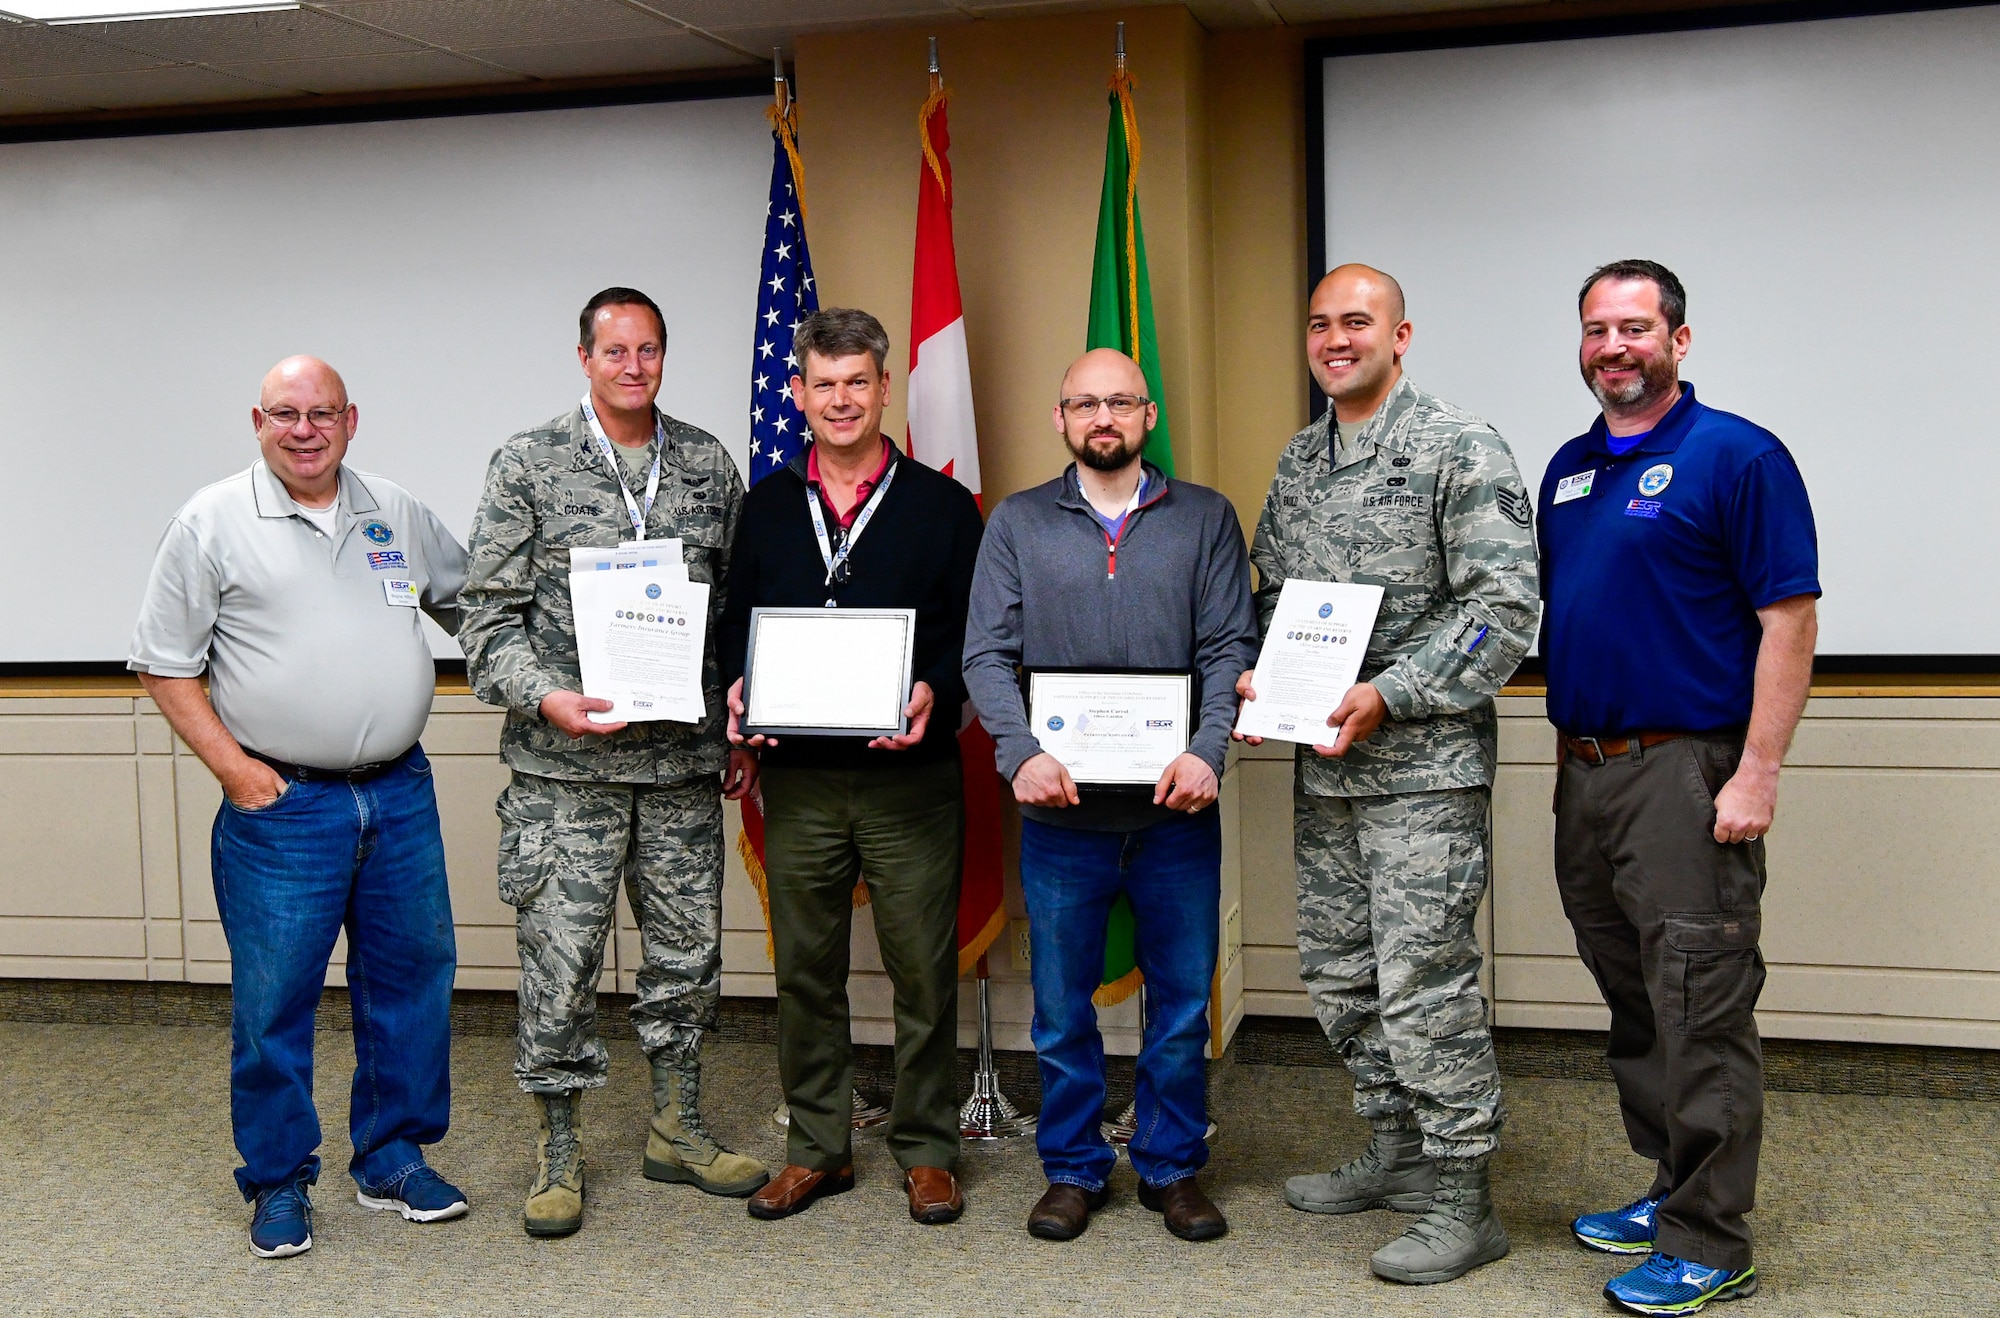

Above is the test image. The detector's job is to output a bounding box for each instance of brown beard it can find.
[1070,431,1144,472]
[1584,349,1677,411]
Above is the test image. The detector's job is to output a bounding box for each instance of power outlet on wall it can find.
[1009,919,1033,972]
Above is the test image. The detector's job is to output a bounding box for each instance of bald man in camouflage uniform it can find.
[461,287,768,1238]
[1241,265,1538,1284]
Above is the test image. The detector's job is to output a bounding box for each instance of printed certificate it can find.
[570,567,709,724]
[1233,578,1383,744]
[1027,670,1192,786]
[742,608,916,738]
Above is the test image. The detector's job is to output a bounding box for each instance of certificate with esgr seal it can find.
[1026,669,1193,787]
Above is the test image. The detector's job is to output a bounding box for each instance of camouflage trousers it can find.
[496,770,723,1093]
[1294,785,1503,1160]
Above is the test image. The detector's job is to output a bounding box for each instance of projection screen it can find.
[1317,4,2000,657]
[0,91,771,664]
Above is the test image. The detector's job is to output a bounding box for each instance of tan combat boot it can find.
[523,1090,584,1238]
[643,1053,770,1198]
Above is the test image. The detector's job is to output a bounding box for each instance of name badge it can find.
[1553,470,1595,504]
[383,578,420,608]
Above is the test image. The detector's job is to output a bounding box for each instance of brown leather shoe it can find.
[1138,1177,1228,1241]
[746,1163,854,1220]
[904,1166,964,1225]
[1026,1182,1110,1241]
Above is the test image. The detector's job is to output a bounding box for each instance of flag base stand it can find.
[960,968,1035,1141]
[772,1090,892,1131]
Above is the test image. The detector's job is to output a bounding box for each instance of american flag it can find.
[747,118,820,484]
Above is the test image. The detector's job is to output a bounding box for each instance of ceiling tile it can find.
[0,21,176,75]
[0,63,284,110]
[0,84,90,113]
[54,8,420,65]
[668,0,954,29]
[320,0,677,47]
[456,32,750,78]
[211,48,527,94]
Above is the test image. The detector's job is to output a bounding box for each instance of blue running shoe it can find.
[1605,1253,1758,1315]
[1573,1193,1663,1254]
[357,1165,469,1223]
[249,1177,314,1259]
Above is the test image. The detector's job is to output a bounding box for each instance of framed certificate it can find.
[742,607,917,738]
[1025,668,1193,788]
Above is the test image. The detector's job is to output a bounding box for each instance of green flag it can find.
[1085,65,1163,1007]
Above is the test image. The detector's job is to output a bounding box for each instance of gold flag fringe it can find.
[917,76,951,202]
[765,99,809,227]
[1109,66,1142,357]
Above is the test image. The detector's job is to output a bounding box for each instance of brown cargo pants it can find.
[1554,730,1767,1271]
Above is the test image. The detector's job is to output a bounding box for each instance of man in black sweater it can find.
[720,308,984,1226]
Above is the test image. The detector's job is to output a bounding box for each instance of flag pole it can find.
[961,953,1036,1140]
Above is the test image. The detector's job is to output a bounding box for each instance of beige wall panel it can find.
[1492,761,1566,956]
[146,919,182,961]
[0,917,145,958]
[137,753,181,920]
[1243,942,1302,994]
[453,924,520,970]
[175,755,223,921]
[136,712,172,754]
[1236,756,1299,946]
[723,971,776,998]
[184,919,227,964]
[1762,768,2000,972]
[1207,25,1309,527]
[1787,718,2000,769]
[0,698,129,716]
[0,718,134,756]
[0,757,144,918]
[0,956,146,980]
[432,753,512,926]
[1760,965,2000,1023]
[418,711,507,756]
[1243,988,1316,1018]
[721,929,772,974]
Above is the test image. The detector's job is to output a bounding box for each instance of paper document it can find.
[1233,579,1383,744]
[570,563,707,725]
[568,538,687,581]
[1028,671,1190,785]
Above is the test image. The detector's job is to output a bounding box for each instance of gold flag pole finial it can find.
[767,47,807,225]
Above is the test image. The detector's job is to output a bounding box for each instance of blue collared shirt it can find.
[1537,383,1820,736]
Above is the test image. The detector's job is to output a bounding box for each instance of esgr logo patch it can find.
[360,520,394,546]
[366,551,406,572]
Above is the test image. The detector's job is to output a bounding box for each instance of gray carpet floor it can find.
[2,1022,1993,1317]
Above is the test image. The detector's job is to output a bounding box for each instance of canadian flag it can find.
[908,76,1004,974]
[907,82,982,497]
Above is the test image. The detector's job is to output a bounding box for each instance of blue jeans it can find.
[1019,810,1221,1191]
[211,747,457,1199]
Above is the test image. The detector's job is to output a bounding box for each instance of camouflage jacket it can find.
[1250,375,1540,797]
[460,404,745,784]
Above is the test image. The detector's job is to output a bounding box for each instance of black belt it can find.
[245,746,411,784]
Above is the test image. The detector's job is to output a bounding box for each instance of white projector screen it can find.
[0,93,771,663]
[1319,4,2000,657]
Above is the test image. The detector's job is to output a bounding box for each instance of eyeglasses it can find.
[259,406,349,430]
[1059,393,1149,419]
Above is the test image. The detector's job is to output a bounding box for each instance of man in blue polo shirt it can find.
[1538,260,1818,1316]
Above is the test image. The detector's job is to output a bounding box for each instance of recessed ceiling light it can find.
[0,1,298,23]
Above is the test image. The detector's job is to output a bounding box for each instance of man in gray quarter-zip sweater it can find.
[964,349,1256,1246]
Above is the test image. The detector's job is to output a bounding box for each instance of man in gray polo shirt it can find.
[130,355,469,1260]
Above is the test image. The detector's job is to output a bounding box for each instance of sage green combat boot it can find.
[643,1053,770,1198]
[1369,1155,1510,1284]
[1284,1118,1436,1215]
[523,1090,584,1238]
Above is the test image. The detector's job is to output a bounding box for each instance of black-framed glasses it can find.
[1059,393,1149,419]
[260,405,349,430]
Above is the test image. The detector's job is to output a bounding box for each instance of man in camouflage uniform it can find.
[1240,264,1539,1284]
[461,287,768,1238]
